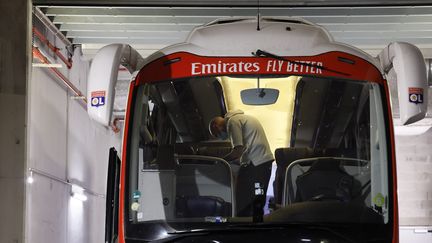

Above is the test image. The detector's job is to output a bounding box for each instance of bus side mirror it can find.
[87,44,144,126]
[378,42,428,125]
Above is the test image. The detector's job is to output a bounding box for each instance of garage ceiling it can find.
[33,1,432,58]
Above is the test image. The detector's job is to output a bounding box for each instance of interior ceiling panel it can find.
[34,1,432,58]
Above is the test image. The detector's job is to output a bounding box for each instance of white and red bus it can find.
[88,18,428,243]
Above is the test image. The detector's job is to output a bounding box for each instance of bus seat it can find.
[273,147,317,205]
[294,159,361,203]
[175,156,234,216]
[176,195,231,218]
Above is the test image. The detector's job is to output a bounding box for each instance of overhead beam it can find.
[59,23,196,31]
[72,37,179,45]
[51,15,432,25]
[58,22,432,33]
[65,30,432,40]
[42,6,432,17]
[66,31,189,39]
[71,35,432,49]
[324,23,432,32]
[52,16,216,24]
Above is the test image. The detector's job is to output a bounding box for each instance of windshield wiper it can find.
[252,49,351,76]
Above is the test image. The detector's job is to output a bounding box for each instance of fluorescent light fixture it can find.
[27,171,34,184]
[71,184,88,202]
[32,63,63,68]
[414,228,429,233]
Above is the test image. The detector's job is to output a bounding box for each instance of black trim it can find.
[379,83,397,240]
[338,57,356,65]
[33,1,432,8]
[105,148,121,243]
[164,58,182,66]
[124,84,139,239]
[206,18,250,26]
[262,18,310,25]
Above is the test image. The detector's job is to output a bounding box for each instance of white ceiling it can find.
[34,3,432,58]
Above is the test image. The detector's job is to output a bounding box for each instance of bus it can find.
[87,18,428,243]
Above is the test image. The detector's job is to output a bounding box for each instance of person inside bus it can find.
[209,110,274,217]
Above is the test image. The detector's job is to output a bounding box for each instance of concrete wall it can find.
[0,0,30,243]
[0,93,26,243]
[400,226,432,243]
[396,128,432,226]
[25,32,122,242]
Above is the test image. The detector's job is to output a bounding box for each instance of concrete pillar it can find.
[0,0,31,243]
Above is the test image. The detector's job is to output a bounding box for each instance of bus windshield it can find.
[125,75,391,240]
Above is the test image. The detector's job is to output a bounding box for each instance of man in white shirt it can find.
[209,110,274,217]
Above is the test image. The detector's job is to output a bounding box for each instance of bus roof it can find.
[141,17,381,71]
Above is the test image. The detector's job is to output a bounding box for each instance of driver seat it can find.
[273,147,317,205]
[294,159,361,203]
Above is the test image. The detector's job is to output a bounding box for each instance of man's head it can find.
[209,116,227,139]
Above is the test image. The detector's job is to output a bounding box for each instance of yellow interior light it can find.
[219,76,300,153]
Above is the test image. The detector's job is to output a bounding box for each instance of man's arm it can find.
[223,145,245,162]
[224,118,245,163]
